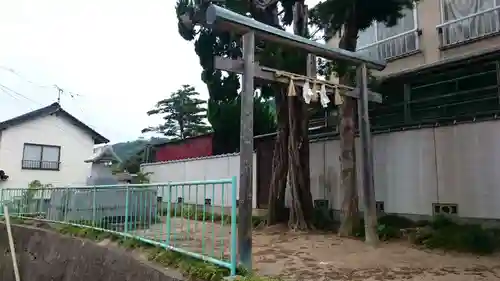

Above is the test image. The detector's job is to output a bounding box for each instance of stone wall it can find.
[0,223,184,281]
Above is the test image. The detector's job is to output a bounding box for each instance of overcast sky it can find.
[0,0,320,144]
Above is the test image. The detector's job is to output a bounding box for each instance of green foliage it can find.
[345,214,500,254]
[117,154,142,174]
[112,137,167,160]
[58,224,121,241]
[112,139,149,160]
[134,171,153,184]
[162,204,265,228]
[112,137,167,173]
[210,96,277,154]
[309,0,417,78]
[5,180,53,214]
[26,180,50,200]
[112,138,153,162]
[378,214,415,229]
[143,84,211,140]
[175,0,279,154]
[150,247,244,281]
[309,0,417,41]
[412,216,500,254]
[312,204,337,230]
[354,215,412,241]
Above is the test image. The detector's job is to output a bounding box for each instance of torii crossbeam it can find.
[188,2,387,271]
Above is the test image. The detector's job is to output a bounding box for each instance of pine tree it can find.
[142,84,211,140]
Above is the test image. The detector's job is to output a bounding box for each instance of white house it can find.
[0,102,109,189]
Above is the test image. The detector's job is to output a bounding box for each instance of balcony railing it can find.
[357,29,420,61]
[437,6,500,48]
[22,160,60,171]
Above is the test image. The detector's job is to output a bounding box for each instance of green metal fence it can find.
[0,177,238,276]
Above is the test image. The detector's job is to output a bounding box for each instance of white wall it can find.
[141,120,500,220]
[141,153,257,208]
[0,114,95,190]
[308,120,500,220]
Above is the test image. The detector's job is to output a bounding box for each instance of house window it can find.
[438,0,500,47]
[22,143,61,171]
[357,7,419,60]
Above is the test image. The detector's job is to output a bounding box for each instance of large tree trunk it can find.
[337,13,379,244]
[256,0,314,228]
[267,89,289,225]
[337,19,361,237]
[287,0,314,230]
[254,2,290,226]
[287,91,315,230]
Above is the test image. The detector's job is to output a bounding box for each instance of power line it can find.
[0,87,30,107]
[0,84,40,106]
[0,66,52,89]
[0,82,129,146]
[0,67,98,131]
[0,81,96,131]
[0,66,128,142]
[0,83,102,146]
[0,65,84,103]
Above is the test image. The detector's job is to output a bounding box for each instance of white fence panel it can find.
[141,153,257,208]
[143,120,500,220]
[309,120,500,219]
[435,121,500,219]
[372,129,438,215]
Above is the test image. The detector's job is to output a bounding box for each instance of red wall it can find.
[155,134,213,162]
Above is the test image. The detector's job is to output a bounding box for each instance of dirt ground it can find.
[253,226,500,281]
[133,218,500,280]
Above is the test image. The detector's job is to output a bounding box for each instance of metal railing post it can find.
[0,188,4,216]
[92,186,97,227]
[124,184,130,233]
[165,183,172,245]
[230,176,238,276]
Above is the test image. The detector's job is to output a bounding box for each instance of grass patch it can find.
[354,214,415,241]
[353,214,500,254]
[4,217,279,281]
[163,205,266,228]
[411,215,500,254]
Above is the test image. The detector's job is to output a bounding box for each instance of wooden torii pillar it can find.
[194,3,386,270]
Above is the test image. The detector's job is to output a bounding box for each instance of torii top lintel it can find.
[204,4,387,71]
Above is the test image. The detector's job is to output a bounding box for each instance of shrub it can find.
[312,208,336,230]
[354,214,412,240]
[378,214,415,229]
[414,215,499,254]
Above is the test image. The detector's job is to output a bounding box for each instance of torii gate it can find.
[185,2,386,270]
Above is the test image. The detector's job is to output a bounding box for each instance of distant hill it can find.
[112,137,167,162]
